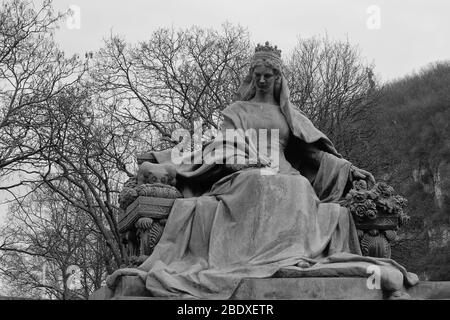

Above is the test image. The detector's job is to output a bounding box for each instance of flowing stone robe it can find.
[107,100,418,299]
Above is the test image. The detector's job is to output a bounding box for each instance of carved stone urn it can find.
[341,180,410,258]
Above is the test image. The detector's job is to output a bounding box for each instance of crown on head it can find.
[255,41,282,57]
[253,41,282,67]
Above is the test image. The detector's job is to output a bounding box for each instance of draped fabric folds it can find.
[106,75,418,299]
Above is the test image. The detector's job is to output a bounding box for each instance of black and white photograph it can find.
[0,0,449,309]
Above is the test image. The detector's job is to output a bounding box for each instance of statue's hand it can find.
[350,165,375,187]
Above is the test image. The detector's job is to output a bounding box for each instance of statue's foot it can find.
[388,290,411,300]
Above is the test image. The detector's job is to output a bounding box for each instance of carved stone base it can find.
[89,275,450,300]
[358,229,396,258]
[136,217,166,256]
[119,196,177,265]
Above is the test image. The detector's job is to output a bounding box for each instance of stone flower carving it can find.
[342,180,409,225]
[353,179,368,191]
[375,182,395,198]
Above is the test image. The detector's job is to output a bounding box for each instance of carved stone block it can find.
[119,196,177,265]
[119,196,174,233]
[118,178,183,265]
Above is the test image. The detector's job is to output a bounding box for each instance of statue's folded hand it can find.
[350,165,376,187]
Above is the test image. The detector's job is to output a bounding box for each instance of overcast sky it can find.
[0,0,449,219]
[50,0,450,82]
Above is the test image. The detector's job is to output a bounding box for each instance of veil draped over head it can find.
[144,41,344,192]
[233,42,342,158]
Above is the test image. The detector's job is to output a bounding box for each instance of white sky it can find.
[50,0,450,82]
[1,0,450,220]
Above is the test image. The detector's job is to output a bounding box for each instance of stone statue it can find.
[108,42,418,299]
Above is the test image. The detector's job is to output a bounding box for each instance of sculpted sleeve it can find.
[305,143,352,202]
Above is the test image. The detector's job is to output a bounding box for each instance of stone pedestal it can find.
[89,275,450,300]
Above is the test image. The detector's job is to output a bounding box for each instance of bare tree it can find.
[0,186,112,299]
[27,85,135,268]
[90,24,252,151]
[0,0,84,188]
[0,2,128,291]
[285,35,379,161]
[0,84,140,299]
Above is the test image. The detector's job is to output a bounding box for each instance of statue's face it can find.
[252,65,275,95]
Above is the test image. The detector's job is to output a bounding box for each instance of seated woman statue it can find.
[107,42,418,299]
